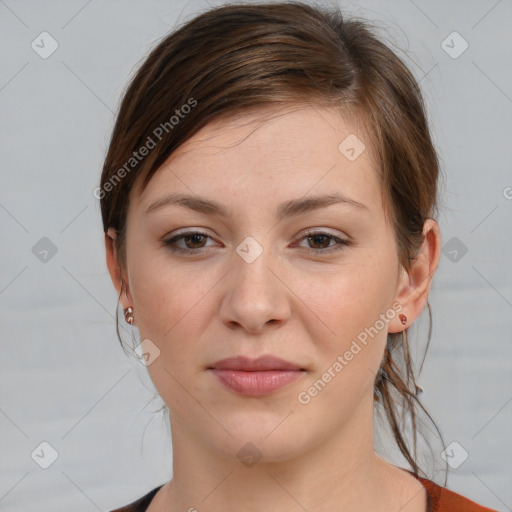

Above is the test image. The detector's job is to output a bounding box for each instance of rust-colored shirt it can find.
[109,472,498,512]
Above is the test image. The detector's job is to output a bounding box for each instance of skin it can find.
[106,104,441,512]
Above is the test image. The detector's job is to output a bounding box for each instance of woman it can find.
[99,2,497,511]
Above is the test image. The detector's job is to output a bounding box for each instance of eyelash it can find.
[163,229,351,255]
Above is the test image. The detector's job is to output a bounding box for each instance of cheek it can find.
[293,269,391,423]
[296,251,397,343]
[128,253,211,399]
[292,250,398,404]
[127,242,218,344]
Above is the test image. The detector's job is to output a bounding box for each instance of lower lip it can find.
[210,369,305,397]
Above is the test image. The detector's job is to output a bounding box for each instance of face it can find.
[111,105,414,462]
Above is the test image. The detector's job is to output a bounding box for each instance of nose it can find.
[219,244,291,333]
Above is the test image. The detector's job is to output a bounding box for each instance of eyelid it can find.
[165,226,348,241]
[168,227,215,237]
[292,228,350,252]
[163,227,351,254]
[163,228,217,245]
[296,227,348,240]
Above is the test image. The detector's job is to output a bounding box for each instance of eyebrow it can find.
[145,192,369,218]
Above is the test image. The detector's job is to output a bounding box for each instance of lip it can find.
[210,369,305,397]
[208,355,306,397]
[208,355,304,372]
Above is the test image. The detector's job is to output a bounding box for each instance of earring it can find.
[124,306,134,325]
[399,313,407,326]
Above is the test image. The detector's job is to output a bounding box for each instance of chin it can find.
[205,418,308,464]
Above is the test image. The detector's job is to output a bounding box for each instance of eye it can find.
[163,229,351,255]
[294,230,351,253]
[163,230,217,253]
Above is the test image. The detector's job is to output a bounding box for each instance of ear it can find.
[105,227,132,311]
[388,219,441,333]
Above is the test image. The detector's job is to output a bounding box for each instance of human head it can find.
[100,1,443,478]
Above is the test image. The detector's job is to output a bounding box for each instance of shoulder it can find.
[109,485,164,512]
[413,475,498,512]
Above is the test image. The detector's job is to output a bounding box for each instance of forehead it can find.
[133,104,381,212]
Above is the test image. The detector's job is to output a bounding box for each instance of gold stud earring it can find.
[124,306,134,325]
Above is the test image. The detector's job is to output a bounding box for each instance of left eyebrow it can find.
[144,192,369,217]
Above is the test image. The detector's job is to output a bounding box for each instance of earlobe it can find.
[389,219,441,333]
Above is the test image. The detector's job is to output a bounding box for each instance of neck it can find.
[157,393,407,512]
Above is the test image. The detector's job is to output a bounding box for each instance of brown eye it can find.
[306,233,332,249]
[163,231,216,253]
[182,233,208,249]
[295,231,350,254]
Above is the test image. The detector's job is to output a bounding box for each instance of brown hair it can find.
[100,0,446,482]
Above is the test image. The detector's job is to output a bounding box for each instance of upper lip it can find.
[208,355,304,371]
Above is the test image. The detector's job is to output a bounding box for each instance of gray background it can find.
[0,0,511,510]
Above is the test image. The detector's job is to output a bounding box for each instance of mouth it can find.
[207,355,306,397]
